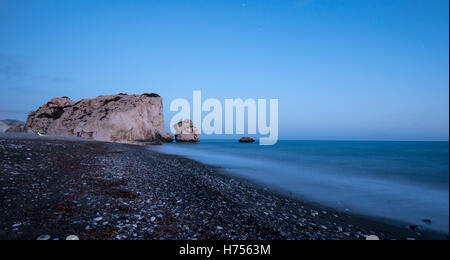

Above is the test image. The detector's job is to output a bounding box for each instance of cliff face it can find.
[24,94,173,144]
[0,122,7,133]
[0,120,25,133]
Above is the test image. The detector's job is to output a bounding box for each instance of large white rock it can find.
[25,94,173,144]
[173,119,200,143]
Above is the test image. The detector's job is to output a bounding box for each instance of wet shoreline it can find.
[0,133,447,240]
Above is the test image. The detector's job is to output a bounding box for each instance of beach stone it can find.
[238,137,255,143]
[37,235,51,240]
[366,235,380,240]
[93,217,103,222]
[173,119,200,143]
[24,94,172,144]
[66,235,79,240]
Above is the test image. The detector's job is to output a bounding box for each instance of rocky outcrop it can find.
[0,120,25,133]
[24,94,173,144]
[5,123,25,133]
[160,133,174,143]
[238,137,255,143]
[0,122,9,133]
[173,119,200,143]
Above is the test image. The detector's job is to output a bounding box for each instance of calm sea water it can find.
[153,140,449,234]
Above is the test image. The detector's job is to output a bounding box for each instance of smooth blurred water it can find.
[153,140,449,234]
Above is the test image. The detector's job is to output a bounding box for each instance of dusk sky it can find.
[0,0,448,141]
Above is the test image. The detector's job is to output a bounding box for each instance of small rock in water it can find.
[366,235,380,240]
[66,235,79,240]
[37,235,51,240]
[238,137,255,143]
[150,217,156,222]
[422,219,432,224]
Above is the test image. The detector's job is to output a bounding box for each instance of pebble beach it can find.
[0,133,447,240]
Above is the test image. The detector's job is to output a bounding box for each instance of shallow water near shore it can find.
[153,140,449,234]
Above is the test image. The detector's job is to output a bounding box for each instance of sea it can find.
[153,140,449,234]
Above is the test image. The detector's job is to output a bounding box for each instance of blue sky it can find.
[0,0,448,141]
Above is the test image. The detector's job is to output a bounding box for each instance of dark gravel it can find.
[0,133,447,240]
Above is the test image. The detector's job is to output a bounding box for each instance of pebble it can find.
[93,217,103,222]
[37,235,51,240]
[366,235,380,240]
[66,235,80,240]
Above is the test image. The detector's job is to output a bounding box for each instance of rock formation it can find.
[238,137,255,143]
[24,94,173,144]
[0,121,9,133]
[173,119,200,143]
[0,120,25,133]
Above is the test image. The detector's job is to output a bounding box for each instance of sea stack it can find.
[173,119,200,143]
[238,137,255,143]
[24,93,173,144]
